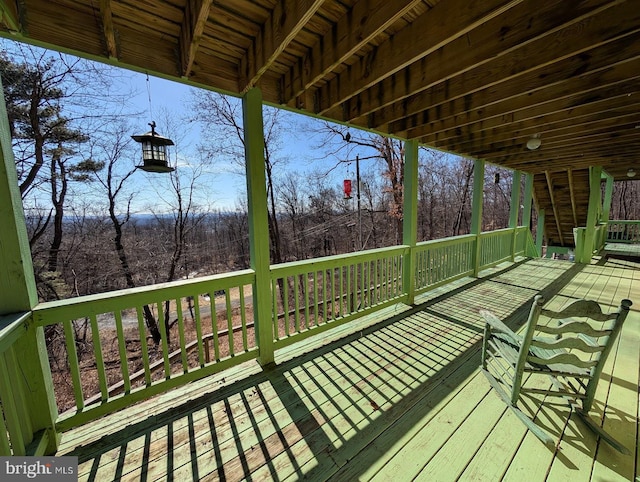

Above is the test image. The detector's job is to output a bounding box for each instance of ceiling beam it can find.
[180,0,213,77]
[409,43,640,141]
[0,0,20,33]
[280,0,424,108]
[342,0,634,127]
[100,0,118,59]
[430,89,640,148]
[460,109,640,157]
[239,0,325,93]
[314,0,524,115]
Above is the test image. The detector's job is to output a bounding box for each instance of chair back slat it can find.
[530,336,606,353]
[540,300,618,322]
[527,353,598,369]
[535,321,612,338]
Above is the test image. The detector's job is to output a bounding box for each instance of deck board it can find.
[56,257,640,481]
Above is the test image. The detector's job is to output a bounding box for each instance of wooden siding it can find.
[56,256,640,481]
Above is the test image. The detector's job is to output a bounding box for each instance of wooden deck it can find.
[57,256,640,481]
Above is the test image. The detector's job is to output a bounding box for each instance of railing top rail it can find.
[607,220,640,224]
[479,227,517,237]
[271,245,410,273]
[0,311,30,354]
[33,269,255,324]
[416,233,476,248]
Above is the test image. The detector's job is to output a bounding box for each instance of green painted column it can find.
[471,159,485,276]
[536,209,545,257]
[0,83,37,313]
[242,88,274,366]
[509,170,521,260]
[522,173,534,229]
[0,75,58,453]
[580,166,603,263]
[402,140,418,305]
[602,171,613,223]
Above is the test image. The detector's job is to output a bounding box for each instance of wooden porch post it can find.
[536,209,545,257]
[509,170,521,261]
[580,166,603,263]
[471,159,485,276]
[0,75,59,453]
[602,171,613,223]
[402,139,418,305]
[242,88,274,366]
[522,173,534,229]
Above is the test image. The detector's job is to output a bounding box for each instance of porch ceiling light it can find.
[627,168,636,178]
[526,135,541,150]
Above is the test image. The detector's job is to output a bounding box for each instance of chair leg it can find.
[575,411,631,455]
[481,369,556,449]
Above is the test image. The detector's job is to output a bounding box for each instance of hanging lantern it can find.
[343,179,352,199]
[132,121,175,173]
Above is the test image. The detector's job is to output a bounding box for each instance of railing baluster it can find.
[0,404,11,455]
[193,295,205,367]
[136,306,152,386]
[304,271,310,329]
[322,270,328,323]
[271,278,279,340]
[330,268,336,320]
[225,290,234,356]
[239,285,248,351]
[114,311,131,394]
[294,275,301,332]
[63,319,84,411]
[175,298,188,373]
[157,303,171,378]
[0,352,25,455]
[6,348,32,442]
[282,277,290,335]
[208,294,220,362]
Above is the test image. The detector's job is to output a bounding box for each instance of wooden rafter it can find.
[2,1,640,182]
[0,0,20,33]
[180,0,213,77]
[315,0,524,115]
[435,95,640,151]
[567,169,578,227]
[545,171,564,247]
[239,0,324,93]
[336,0,629,126]
[406,34,640,141]
[99,0,117,59]
[280,0,424,106]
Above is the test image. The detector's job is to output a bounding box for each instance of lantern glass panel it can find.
[141,141,167,162]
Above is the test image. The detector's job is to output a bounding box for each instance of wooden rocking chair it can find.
[480,295,633,454]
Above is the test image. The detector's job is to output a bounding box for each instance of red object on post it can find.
[343,179,352,199]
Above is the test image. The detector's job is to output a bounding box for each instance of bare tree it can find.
[188,91,289,265]
[90,124,162,344]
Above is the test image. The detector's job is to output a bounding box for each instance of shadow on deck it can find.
[57,258,639,481]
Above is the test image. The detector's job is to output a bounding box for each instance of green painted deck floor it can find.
[57,256,640,481]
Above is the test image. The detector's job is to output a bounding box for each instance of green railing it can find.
[32,270,258,431]
[0,312,57,455]
[606,220,640,243]
[270,245,408,349]
[1,226,534,454]
[0,313,32,455]
[414,234,475,293]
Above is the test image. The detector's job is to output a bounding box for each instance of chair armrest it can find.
[480,310,519,339]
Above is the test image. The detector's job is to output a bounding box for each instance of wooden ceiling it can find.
[0,0,639,181]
